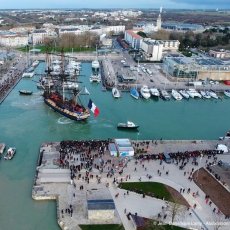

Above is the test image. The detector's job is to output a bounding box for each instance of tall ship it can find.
[43,54,90,121]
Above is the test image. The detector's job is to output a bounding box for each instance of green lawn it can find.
[80,224,124,230]
[119,182,174,202]
[17,46,96,53]
[163,225,189,230]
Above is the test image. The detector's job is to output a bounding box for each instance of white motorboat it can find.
[150,88,160,98]
[171,89,183,100]
[186,89,202,99]
[200,90,211,99]
[179,90,190,99]
[140,85,151,99]
[208,90,218,99]
[224,90,230,98]
[90,74,101,83]
[22,67,34,78]
[4,147,16,160]
[32,60,39,67]
[161,90,171,100]
[63,82,79,90]
[112,87,121,98]
[117,121,139,130]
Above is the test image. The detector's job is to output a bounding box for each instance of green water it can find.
[0,62,229,230]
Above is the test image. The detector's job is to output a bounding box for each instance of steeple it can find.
[156,7,162,30]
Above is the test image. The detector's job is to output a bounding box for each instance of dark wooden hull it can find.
[19,90,33,95]
[44,98,90,121]
[117,125,139,130]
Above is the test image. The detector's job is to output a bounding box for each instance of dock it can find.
[32,138,230,230]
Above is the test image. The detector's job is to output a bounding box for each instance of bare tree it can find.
[166,202,186,224]
[149,30,171,40]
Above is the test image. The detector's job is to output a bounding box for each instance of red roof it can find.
[126,30,142,39]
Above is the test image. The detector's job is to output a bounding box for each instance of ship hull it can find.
[44,98,90,121]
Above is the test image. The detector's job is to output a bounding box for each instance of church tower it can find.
[156,6,162,30]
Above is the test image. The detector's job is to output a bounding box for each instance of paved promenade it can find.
[33,139,230,230]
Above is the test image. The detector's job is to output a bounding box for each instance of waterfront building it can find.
[140,38,180,61]
[0,31,28,47]
[163,54,230,80]
[124,30,142,49]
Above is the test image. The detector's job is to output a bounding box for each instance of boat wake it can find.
[57,117,74,125]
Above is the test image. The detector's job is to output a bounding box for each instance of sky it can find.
[0,0,229,9]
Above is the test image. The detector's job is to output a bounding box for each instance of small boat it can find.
[140,85,151,99]
[32,60,39,67]
[4,147,16,160]
[150,88,160,98]
[224,90,230,98]
[200,90,211,99]
[179,90,190,99]
[171,89,183,100]
[112,87,121,98]
[117,121,139,130]
[90,74,101,83]
[130,87,139,99]
[186,89,202,99]
[161,90,171,100]
[22,67,34,78]
[208,90,218,99]
[19,90,33,95]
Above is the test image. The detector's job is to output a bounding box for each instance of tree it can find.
[137,31,147,38]
[149,30,170,40]
[166,201,186,224]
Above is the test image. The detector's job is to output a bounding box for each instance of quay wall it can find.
[0,73,23,104]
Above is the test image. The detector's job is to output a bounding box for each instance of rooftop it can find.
[126,30,142,40]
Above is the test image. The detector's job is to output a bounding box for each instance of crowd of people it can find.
[59,140,109,179]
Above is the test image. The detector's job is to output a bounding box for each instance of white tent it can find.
[216,144,228,153]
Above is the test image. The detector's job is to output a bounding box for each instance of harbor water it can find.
[0,62,230,230]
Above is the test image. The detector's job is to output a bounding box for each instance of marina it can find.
[0,61,230,230]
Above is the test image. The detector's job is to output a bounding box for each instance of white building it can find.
[124,30,143,49]
[32,29,57,44]
[140,39,180,61]
[9,26,35,33]
[0,33,28,47]
[209,49,230,59]
[141,39,163,61]
[59,25,125,36]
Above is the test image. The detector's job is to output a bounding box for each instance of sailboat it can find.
[22,46,35,78]
[43,54,90,121]
[90,47,101,83]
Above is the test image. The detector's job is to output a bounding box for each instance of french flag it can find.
[88,99,100,117]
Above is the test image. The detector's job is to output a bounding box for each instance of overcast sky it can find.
[0,0,229,9]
